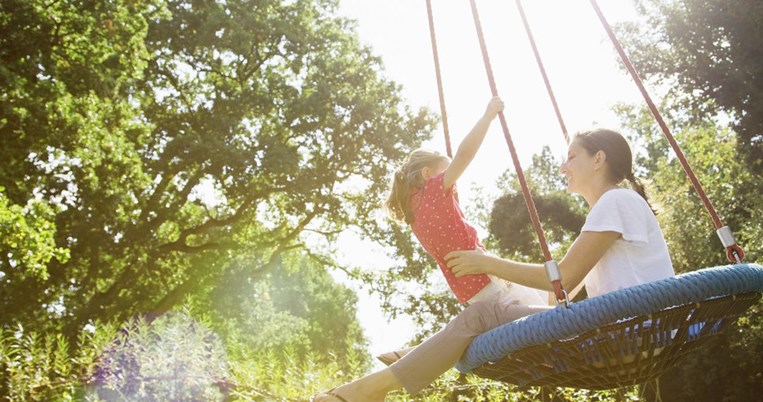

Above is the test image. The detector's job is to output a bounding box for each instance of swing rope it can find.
[588,0,744,263]
[467,0,567,305]
[515,0,569,144]
[436,0,763,390]
[424,0,453,158]
[512,0,744,264]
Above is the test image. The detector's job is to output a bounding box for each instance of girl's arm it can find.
[442,97,504,192]
[445,230,619,291]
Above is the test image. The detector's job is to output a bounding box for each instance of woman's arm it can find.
[442,97,503,191]
[445,230,620,292]
[445,252,549,289]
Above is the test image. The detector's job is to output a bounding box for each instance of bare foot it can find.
[311,386,383,402]
[310,388,350,402]
[311,368,401,402]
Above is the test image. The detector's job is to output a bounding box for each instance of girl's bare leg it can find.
[314,301,550,400]
[312,368,401,402]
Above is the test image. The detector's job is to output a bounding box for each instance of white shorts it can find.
[466,275,548,306]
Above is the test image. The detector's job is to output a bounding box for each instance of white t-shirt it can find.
[582,189,674,297]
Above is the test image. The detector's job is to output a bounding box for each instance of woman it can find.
[312,128,674,401]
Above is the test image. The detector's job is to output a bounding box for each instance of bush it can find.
[89,310,228,401]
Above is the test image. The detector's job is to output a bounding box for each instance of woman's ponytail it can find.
[626,171,657,215]
[574,129,657,215]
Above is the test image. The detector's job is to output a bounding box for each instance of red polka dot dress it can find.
[411,172,491,303]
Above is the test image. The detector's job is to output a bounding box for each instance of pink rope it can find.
[515,0,569,144]
[467,0,567,302]
[425,0,453,157]
[589,0,744,263]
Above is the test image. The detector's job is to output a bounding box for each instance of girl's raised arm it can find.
[442,96,503,192]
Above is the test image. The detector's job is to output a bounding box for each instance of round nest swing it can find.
[456,264,763,389]
[421,0,763,390]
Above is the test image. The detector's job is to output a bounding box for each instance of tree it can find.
[488,147,586,263]
[621,0,763,175]
[489,192,585,262]
[0,0,435,343]
[196,250,371,373]
[614,101,763,400]
[0,188,69,282]
[649,126,759,270]
[649,126,763,402]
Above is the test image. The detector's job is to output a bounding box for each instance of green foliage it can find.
[89,310,228,402]
[489,147,586,261]
[0,247,369,401]
[228,343,368,401]
[381,371,642,402]
[645,125,759,271]
[0,188,69,281]
[0,0,434,343]
[489,192,585,262]
[194,250,371,375]
[0,322,115,401]
[619,116,763,401]
[622,0,763,172]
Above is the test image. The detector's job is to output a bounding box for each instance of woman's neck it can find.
[583,178,619,207]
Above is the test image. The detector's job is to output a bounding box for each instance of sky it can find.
[333,0,646,368]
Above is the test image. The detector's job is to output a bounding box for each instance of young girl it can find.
[378,97,546,364]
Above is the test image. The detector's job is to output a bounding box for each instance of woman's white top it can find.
[582,188,674,297]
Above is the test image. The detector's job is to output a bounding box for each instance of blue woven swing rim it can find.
[456,263,763,372]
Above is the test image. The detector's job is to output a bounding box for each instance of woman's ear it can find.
[593,150,607,169]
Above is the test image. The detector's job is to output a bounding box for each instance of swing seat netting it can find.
[456,263,763,389]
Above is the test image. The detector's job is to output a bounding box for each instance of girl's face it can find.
[560,141,596,194]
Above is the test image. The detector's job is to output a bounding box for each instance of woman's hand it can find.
[445,249,495,277]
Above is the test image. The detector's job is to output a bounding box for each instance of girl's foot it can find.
[375,350,402,366]
[375,346,414,366]
[312,366,400,402]
[310,388,349,402]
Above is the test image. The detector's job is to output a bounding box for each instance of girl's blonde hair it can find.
[385,149,450,224]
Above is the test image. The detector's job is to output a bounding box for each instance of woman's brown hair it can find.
[573,128,655,213]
